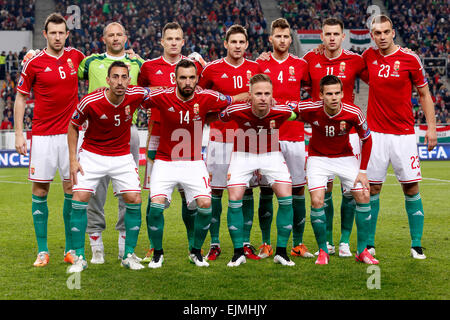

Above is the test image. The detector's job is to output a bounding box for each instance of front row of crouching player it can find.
[65,58,376,272]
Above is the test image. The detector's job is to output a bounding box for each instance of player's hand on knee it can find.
[355,171,369,191]
[70,161,83,185]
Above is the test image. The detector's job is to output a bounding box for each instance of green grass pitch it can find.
[0,161,449,300]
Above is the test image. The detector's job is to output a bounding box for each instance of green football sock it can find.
[324,192,334,245]
[63,193,73,253]
[124,203,142,258]
[405,193,425,248]
[368,193,380,247]
[32,194,49,253]
[210,195,222,245]
[227,200,244,249]
[145,197,153,250]
[292,195,306,247]
[181,198,196,250]
[355,202,371,254]
[339,194,355,244]
[242,194,254,244]
[258,193,273,245]
[276,196,293,248]
[193,206,212,250]
[311,206,328,253]
[70,200,88,257]
[147,203,165,251]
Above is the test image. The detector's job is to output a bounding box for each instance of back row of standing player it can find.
[15,13,436,269]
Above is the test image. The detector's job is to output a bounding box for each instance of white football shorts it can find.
[150,160,211,210]
[227,151,291,188]
[28,134,70,183]
[205,141,233,189]
[306,156,363,194]
[73,149,141,195]
[367,132,421,184]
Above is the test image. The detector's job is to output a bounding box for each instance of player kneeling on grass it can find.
[219,74,296,267]
[290,75,378,265]
[67,61,150,273]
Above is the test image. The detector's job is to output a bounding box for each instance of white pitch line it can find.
[387,173,450,183]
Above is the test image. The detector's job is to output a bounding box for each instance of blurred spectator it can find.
[57,0,270,62]
[0,0,35,30]
[0,51,5,80]
[0,117,13,130]
[279,0,371,30]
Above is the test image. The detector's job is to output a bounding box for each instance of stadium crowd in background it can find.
[0,0,35,31]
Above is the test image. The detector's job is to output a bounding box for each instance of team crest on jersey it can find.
[338,121,347,135]
[193,103,201,121]
[125,105,131,116]
[289,66,295,76]
[246,70,252,80]
[30,167,35,175]
[391,61,401,78]
[67,58,76,75]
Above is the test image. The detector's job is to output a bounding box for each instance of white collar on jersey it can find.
[379,45,400,57]
[105,52,126,60]
[223,57,245,69]
[270,52,290,64]
[103,89,125,107]
[324,48,343,60]
[162,55,183,66]
[43,48,65,59]
[323,101,343,118]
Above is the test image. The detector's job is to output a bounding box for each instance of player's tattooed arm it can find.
[67,123,84,185]
[13,91,28,156]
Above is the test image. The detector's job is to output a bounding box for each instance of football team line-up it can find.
[14,12,437,272]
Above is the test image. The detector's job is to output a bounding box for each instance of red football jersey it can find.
[257,53,309,142]
[17,47,85,135]
[137,55,204,129]
[303,49,365,103]
[363,46,428,135]
[148,87,232,161]
[219,102,293,153]
[71,86,150,156]
[292,100,370,158]
[199,58,263,143]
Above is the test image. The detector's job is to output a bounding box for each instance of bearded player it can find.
[138,22,205,263]
[256,18,314,259]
